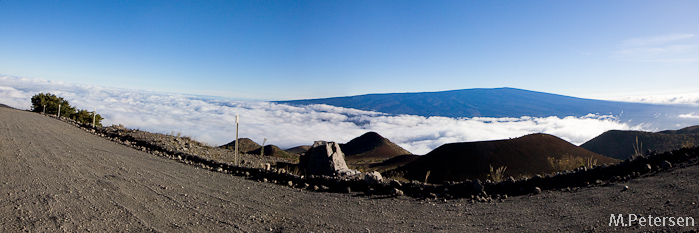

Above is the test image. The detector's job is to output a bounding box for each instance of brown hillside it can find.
[249,145,296,159]
[581,127,699,159]
[394,133,617,183]
[284,145,311,156]
[219,138,261,153]
[340,132,412,162]
[368,154,420,172]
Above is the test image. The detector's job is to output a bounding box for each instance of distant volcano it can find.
[277,87,699,130]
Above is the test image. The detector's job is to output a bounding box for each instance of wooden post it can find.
[58,104,61,118]
[260,138,267,156]
[235,114,239,166]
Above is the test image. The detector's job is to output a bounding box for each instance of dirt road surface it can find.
[1,106,698,232]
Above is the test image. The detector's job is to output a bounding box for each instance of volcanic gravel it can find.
[1,106,698,232]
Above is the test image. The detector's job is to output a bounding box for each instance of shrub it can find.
[488,165,507,182]
[547,154,583,171]
[30,93,103,126]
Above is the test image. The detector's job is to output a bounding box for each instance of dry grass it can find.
[584,156,597,168]
[547,154,583,171]
[383,171,411,183]
[488,165,507,182]
[547,155,597,172]
[682,140,695,149]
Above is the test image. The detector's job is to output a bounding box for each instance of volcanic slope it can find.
[581,125,699,160]
[3,105,699,232]
[339,132,413,171]
[341,132,412,161]
[220,138,260,152]
[220,138,293,159]
[394,134,618,183]
[277,87,677,118]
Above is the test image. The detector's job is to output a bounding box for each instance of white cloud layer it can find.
[613,93,699,105]
[1,76,646,154]
[679,113,699,119]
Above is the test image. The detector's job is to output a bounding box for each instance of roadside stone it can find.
[472,179,484,193]
[661,160,672,170]
[363,171,383,184]
[390,180,402,188]
[299,141,358,176]
[391,188,404,197]
[533,187,541,194]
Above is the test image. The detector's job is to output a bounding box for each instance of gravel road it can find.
[1,106,698,232]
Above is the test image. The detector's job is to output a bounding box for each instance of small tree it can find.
[30,93,103,126]
[31,93,74,117]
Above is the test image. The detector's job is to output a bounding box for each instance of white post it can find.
[235,114,239,166]
[92,106,97,126]
[58,104,61,118]
[261,138,267,156]
[43,105,46,114]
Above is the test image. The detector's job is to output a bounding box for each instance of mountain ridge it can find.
[277,87,658,118]
[277,87,699,130]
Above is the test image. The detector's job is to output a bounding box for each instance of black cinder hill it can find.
[341,132,412,161]
[581,125,699,160]
[393,133,617,183]
[220,138,261,153]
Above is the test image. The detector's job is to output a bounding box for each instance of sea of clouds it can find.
[1,75,648,154]
[614,94,699,105]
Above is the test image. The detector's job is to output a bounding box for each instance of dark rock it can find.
[533,187,541,194]
[390,180,402,188]
[363,171,383,184]
[661,160,672,170]
[472,179,484,193]
[391,188,404,197]
[427,192,437,199]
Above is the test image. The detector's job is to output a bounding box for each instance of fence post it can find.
[235,114,239,166]
[58,104,61,118]
[43,105,46,114]
[92,107,97,126]
[260,138,267,156]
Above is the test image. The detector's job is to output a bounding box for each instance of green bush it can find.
[30,93,103,126]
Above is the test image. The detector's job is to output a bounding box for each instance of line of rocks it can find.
[44,112,699,202]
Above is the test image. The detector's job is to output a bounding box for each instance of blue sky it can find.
[1,0,698,100]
